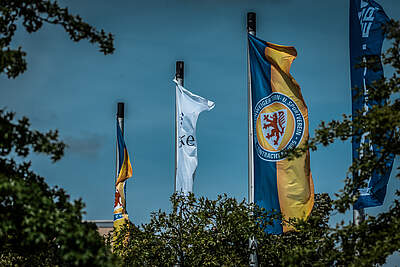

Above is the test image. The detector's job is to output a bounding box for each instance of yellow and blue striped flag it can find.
[113,121,133,230]
[248,34,314,234]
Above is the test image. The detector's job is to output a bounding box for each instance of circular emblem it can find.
[253,92,304,161]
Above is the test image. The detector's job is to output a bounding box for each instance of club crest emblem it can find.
[114,188,123,211]
[113,187,124,221]
[261,110,287,150]
[253,92,305,161]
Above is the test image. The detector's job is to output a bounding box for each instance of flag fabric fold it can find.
[114,122,133,229]
[248,34,314,234]
[350,0,394,209]
[174,79,215,194]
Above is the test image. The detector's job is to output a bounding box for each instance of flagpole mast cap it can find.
[247,12,256,35]
[117,102,124,118]
[176,61,184,79]
[176,61,184,86]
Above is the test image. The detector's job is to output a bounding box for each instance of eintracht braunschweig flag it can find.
[114,121,133,230]
[248,34,314,234]
[174,79,215,194]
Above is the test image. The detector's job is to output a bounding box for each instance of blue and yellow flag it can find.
[113,122,133,230]
[350,0,394,209]
[248,34,314,234]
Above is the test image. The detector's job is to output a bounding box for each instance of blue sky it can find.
[1,0,399,236]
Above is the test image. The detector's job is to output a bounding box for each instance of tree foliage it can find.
[114,191,399,266]
[1,0,114,78]
[112,193,333,266]
[0,1,116,266]
[0,110,116,266]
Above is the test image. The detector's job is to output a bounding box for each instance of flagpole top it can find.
[247,12,256,35]
[117,102,124,118]
[176,61,184,86]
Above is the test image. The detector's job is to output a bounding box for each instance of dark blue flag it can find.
[350,0,394,209]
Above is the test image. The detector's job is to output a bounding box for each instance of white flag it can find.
[174,79,215,194]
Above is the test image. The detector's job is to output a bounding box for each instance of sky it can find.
[1,0,400,262]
